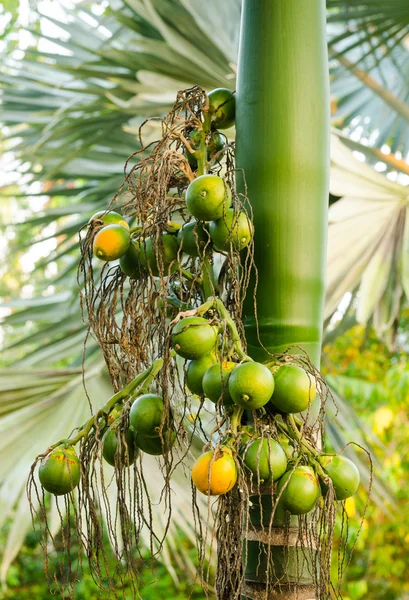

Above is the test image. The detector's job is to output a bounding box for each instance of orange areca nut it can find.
[192,446,237,495]
[93,224,130,261]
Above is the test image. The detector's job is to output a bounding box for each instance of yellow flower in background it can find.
[373,406,394,436]
[385,452,401,468]
[392,452,401,467]
[345,496,356,518]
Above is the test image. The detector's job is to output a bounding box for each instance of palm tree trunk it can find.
[235,1,330,598]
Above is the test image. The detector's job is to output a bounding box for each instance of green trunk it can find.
[235,1,330,597]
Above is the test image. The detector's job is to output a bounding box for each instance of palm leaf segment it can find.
[328,0,409,154]
[327,132,409,343]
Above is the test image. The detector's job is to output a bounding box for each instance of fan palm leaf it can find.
[328,1,409,153]
[327,132,409,343]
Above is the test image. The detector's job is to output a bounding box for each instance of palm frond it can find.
[327,1,409,48]
[326,133,408,341]
[328,1,409,154]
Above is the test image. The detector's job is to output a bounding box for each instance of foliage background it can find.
[1,0,409,598]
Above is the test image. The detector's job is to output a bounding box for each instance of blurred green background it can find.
[2,1,409,598]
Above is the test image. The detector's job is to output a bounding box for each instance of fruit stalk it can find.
[201,256,214,301]
[230,406,244,435]
[42,356,168,453]
[214,298,252,361]
[196,125,208,176]
[235,0,330,597]
[275,416,320,460]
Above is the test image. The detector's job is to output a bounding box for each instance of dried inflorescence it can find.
[27,86,370,600]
